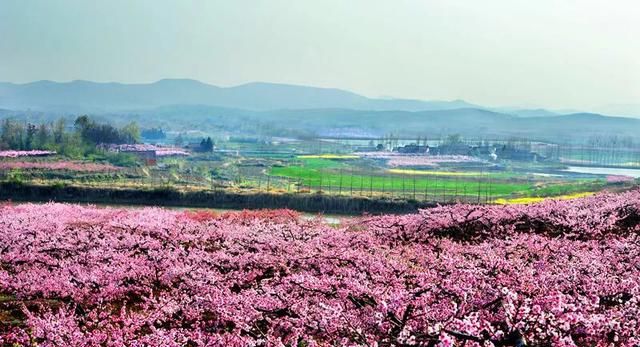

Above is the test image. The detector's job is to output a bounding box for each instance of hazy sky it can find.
[1,0,639,110]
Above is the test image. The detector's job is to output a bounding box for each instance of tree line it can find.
[0,115,140,158]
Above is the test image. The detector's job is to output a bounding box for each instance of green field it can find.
[269,158,607,201]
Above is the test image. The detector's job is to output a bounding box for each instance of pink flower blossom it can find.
[359,152,481,167]
[1,191,640,345]
[606,175,634,183]
[0,161,120,172]
[0,150,56,158]
[99,144,190,157]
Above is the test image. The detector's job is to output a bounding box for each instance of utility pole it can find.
[412,175,416,200]
[455,176,459,202]
[402,174,406,199]
[369,168,374,198]
[350,168,354,196]
[424,176,429,202]
[477,168,482,204]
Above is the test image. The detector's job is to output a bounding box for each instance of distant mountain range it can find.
[1,79,639,140]
[80,104,640,141]
[595,104,640,118]
[0,79,479,113]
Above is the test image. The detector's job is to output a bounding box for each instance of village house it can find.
[127,150,157,166]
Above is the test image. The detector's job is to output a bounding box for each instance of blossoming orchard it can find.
[0,150,56,158]
[0,161,120,172]
[1,190,639,346]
